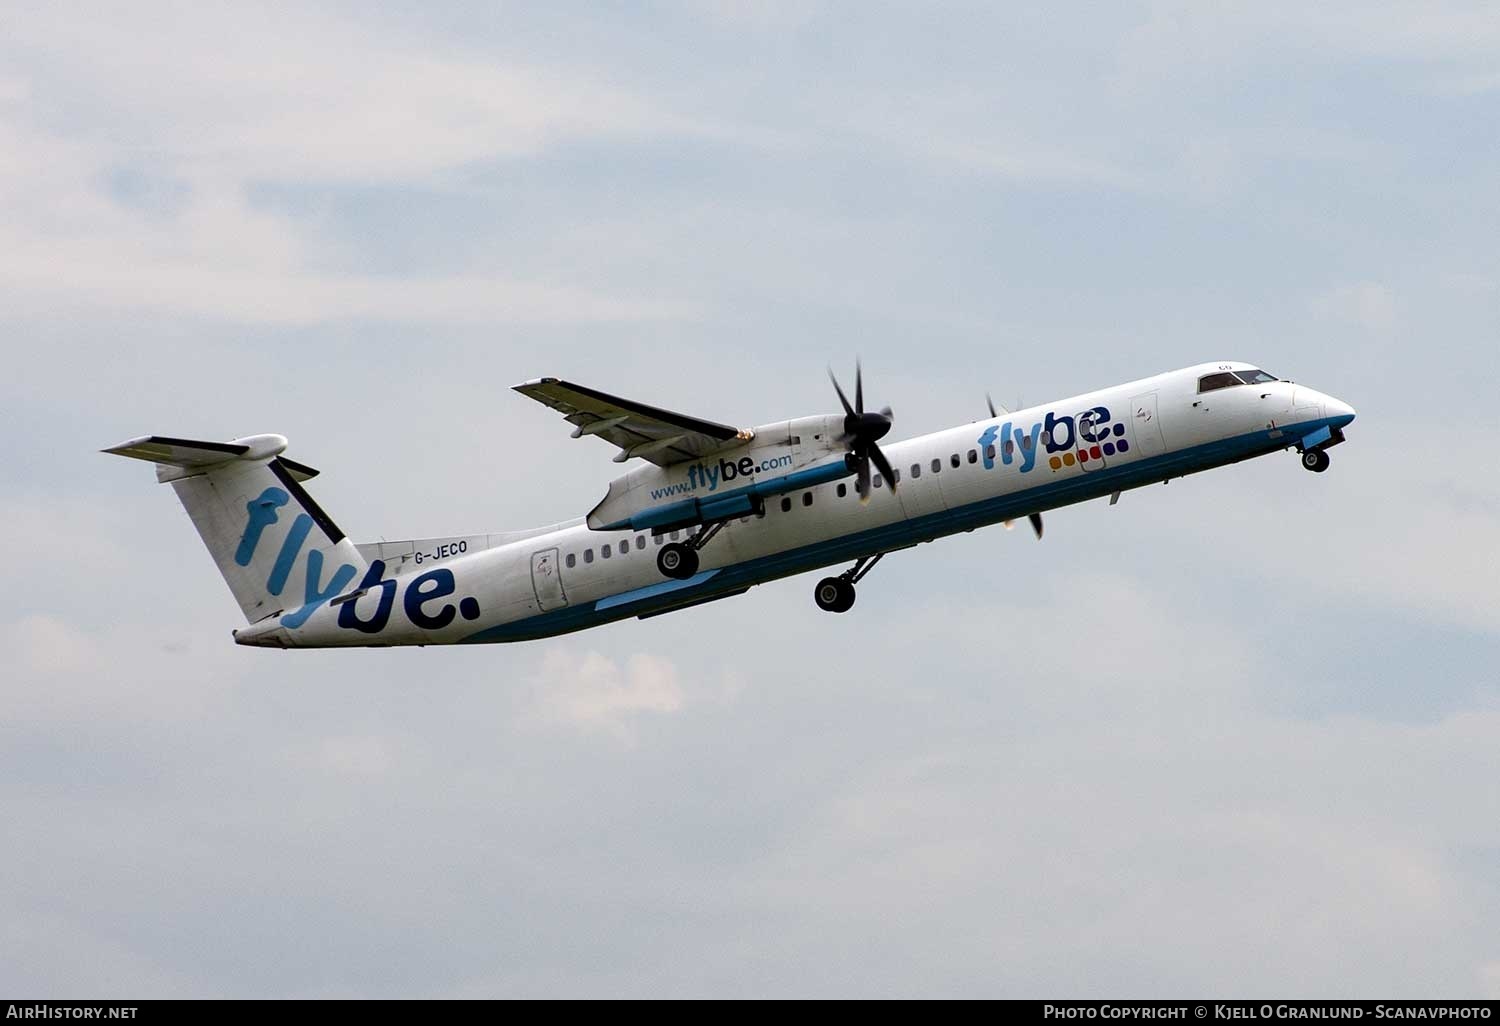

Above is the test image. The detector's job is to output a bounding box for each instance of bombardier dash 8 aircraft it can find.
[105,361,1354,649]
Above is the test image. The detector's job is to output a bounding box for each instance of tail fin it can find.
[104,434,368,626]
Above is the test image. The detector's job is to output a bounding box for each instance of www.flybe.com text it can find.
[649,453,794,501]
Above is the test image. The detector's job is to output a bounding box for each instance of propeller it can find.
[829,360,896,503]
[1003,512,1045,540]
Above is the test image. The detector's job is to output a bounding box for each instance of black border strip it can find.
[276,456,321,480]
[268,457,345,544]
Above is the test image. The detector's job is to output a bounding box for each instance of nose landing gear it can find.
[814,577,855,613]
[1301,450,1330,473]
[814,552,884,613]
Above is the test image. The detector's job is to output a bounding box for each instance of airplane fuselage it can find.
[232,361,1355,648]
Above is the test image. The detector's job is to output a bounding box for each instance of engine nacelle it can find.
[588,415,851,532]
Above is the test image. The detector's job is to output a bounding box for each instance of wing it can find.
[512,378,753,466]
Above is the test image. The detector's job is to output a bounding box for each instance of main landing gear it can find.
[814,553,884,614]
[1301,449,1330,473]
[657,520,731,580]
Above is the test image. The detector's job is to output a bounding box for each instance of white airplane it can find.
[105,361,1354,649]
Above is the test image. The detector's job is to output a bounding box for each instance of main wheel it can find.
[1301,450,1330,473]
[657,543,699,579]
[814,577,856,613]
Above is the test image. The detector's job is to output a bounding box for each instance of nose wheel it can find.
[813,552,884,613]
[815,577,856,613]
[1301,450,1330,473]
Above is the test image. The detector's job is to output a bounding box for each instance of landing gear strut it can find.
[1301,449,1330,473]
[814,553,884,613]
[656,520,729,580]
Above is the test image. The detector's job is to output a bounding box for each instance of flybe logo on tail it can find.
[236,487,356,628]
[976,406,1128,473]
[235,487,482,633]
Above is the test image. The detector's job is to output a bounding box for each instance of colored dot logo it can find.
[1049,423,1128,471]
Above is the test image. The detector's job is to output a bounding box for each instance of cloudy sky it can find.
[4,1,1498,998]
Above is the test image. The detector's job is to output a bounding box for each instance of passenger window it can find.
[967,449,977,464]
[636,535,646,549]
[1041,431,1051,446]
[781,496,792,512]
[602,544,611,558]
[584,549,594,564]
[874,475,883,488]
[1003,440,1014,456]
[931,458,941,474]
[670,530,680,541]
[837,483,847,498]
[655,534,664,545]
[950,454,960,469]
[619,538,629,553]
[1021,435,1032,450]
[565,553,576,568]
[984,445,996,461]
[802,491,813,506]
[911,463,921,479]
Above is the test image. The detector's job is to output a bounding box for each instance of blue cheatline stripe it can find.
[601,458,852,531]
[461,415,1352,644]
[593,569,721,612]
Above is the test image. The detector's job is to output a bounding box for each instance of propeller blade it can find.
[1003,519,1015,530]
[987,393,998,418]
[1029,513,1044,540]
[829,357,895,502]
[867,441,897,493]
[828,367,856,419]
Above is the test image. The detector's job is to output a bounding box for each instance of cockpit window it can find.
[1197,372,1241,393]
[1234,368,1278,385]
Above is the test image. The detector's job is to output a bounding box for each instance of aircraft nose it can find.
[1326,396,1357,427]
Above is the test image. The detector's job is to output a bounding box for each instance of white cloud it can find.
[6,5,696,183]
[0,613,240,727]
[0,5,707,326]
[4,613,103,677]
[524,650,686,739]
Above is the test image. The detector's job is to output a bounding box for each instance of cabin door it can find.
[1129,392,1166,459]
[530,548,568,611]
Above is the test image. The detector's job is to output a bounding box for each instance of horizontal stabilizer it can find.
[102,434,320,481]
[103,435,249,468]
